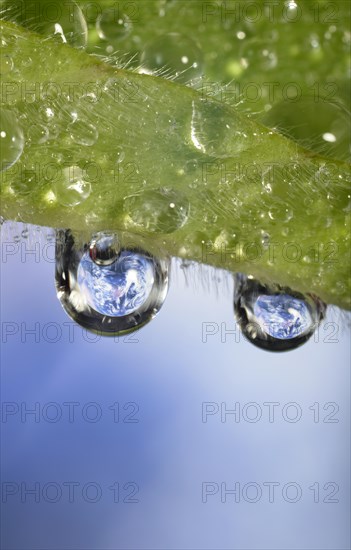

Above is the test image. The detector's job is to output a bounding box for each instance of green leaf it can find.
[0,18,350,309]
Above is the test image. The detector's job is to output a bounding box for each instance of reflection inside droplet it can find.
[234,273,326,351]
[56,230,169,335]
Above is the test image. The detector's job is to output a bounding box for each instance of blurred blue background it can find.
[0,224,350,550]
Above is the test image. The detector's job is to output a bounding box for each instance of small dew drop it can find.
[140,33,204,84]
[96,9,132,42]
[55,166,92,207]
[27,124,50,144]
[0,109,25,172]
[69,120,98,146]
[124,188,189,234]
[0,55,14,75]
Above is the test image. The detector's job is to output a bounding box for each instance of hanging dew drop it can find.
[55,230,170,336]
[233,273,326,351]
[0,109,25,172]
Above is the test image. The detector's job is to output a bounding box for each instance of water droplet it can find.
[239,39,278,71]
[27,124,50,144]
[54,166,91,207]
[0,54,14,74]
[96,9,132,41]
[116,147,125,164]
[190,99,253,157]
[234,273,325,351]
[2,0,88,48]
[55,230,169,335]
[140,33,204,84]
[261,96,351,162]
[89,232,120,266]
[21,228,29,239]
[123,188,189,234]
[261,232,270,249]
[22,57,33,67]
[69,120,98,146]
[0,109,25,172]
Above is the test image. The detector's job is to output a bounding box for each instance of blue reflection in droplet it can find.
[77,250,155,317]
[254,294,312,340]
[233,273,326,352]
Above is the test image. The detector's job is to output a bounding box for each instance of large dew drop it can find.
[189,99,254,157]
[0,109,24,172]
[55,231,169,336]
[2,0,88,49]
[233,273,326,351]
[140,32,204,84]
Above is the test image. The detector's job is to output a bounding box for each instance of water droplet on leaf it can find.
[96,9,132,42]
[140,33,203,84]
[27,123,50,144]
[234,273,325,351]
[123,188,189,234]
[55,166,91,207]
[0,109,24,172]
[69,120,98,146]
[190,99,254,157]
[0,54,14,74]
[2,0,88,48]
[261,96,351,162]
